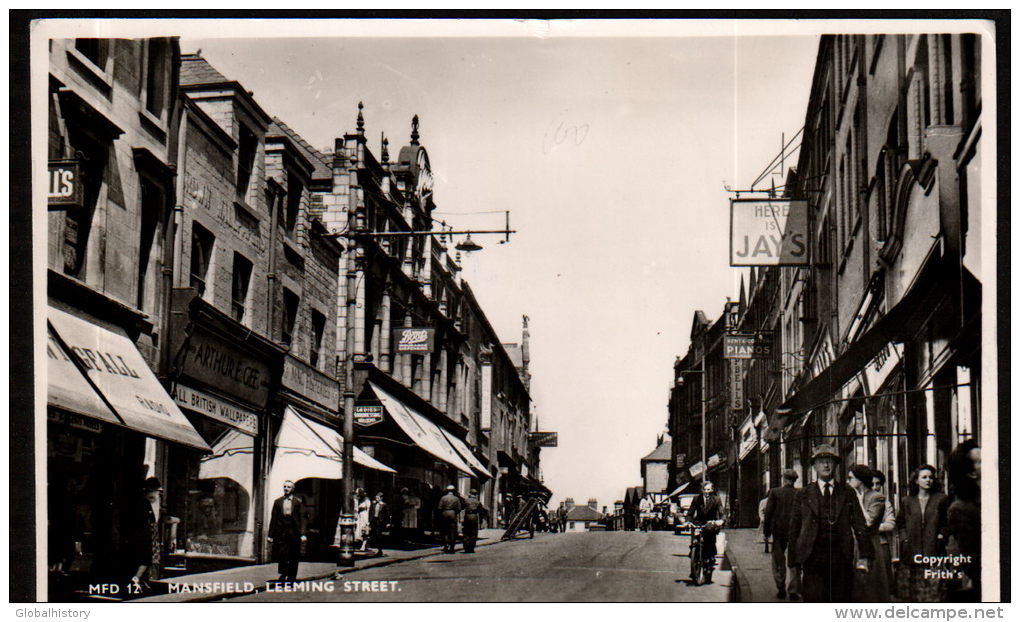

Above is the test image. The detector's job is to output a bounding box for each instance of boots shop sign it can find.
[48,160,83,209]
[394,328,435,353]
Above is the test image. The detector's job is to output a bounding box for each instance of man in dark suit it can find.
[788,445,874,602]
[267,480,306,583]
[687,480,724,581]
[764,469,801,600]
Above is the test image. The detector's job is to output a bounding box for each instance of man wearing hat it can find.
[764,469,802,599]
[788,444,874,602]
[437,485,462,553]
[461,489,487,553]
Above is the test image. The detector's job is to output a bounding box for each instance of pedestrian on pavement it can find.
[763,469,801,600]
[399,487,421,543]
[462,489,487,553]
[788,445,873,602]
[639,495,654,532]
[267,480,307,583]
[686,480,724,582]
[945,440,981,602]
[124,477,164,591]
[895,464,948,602]
[848,464,891,602]
[355,488,371,552]
[366,492,389,557]
[438,485,462,553]
[871,470,898,598]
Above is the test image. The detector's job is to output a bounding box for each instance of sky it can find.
[173,21,821,509]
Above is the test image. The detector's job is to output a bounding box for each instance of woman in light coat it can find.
[848,464,891,602]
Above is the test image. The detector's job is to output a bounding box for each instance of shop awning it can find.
[47,307,210,451]
[773,253,945,433]
[369,382,474,476]
[438,428,491,479]
[271,406,396,483]
[667,481,691,498]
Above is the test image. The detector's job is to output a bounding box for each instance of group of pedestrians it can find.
[762,440,982,603]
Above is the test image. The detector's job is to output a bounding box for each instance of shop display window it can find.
[168,417,256,559]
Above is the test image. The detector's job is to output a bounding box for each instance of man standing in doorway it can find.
[437,485,462,553]
[788,445,873,602]
[763,469,801,600]
[268,480,306,583]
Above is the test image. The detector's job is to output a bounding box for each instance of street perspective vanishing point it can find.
[23,16,1002,607]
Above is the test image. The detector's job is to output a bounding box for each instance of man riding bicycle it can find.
[686,480,724,582]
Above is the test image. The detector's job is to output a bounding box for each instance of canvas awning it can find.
[269,405,396,487]
[47,306,210,451]
[369,382,474,476]
[667,481,691,498]
[438,428,491,479]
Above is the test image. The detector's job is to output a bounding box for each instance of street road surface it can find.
[233,530,731,602]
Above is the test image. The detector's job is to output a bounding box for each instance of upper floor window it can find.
[282,288,300,345]
[144,38,171,119]
[190,223,215,298]
[231,252,253,323]
[136,178,164,312]
[236,124,257,202]
[285,172,302,235]
[75,39,110,71]
[310,310,326,368]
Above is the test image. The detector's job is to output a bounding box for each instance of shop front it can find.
[361,379,483,535]
[46,304,210,598]
[162,290,285,573]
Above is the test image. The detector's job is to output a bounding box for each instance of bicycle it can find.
[687,523,718,585]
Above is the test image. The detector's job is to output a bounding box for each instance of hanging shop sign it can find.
[172,382,259,436]
[729,358,745,412]
[529,431,559,447]
[723,333,773,359]
[48,160,83,209]
[394,328,435,353]
[730,199,808,266]
[354,405,385,427]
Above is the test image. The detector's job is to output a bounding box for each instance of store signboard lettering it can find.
[49,160,83,209]
[354,405,384,427]
[730,199,808,266]
[394,328,435,353]
[181,328,271,408]
[282,354,340,411]
[172,383,259,436]
[723,334,773,359]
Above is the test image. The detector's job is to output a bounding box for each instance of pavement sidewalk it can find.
[137,528,508,603]
[723,527,787,602]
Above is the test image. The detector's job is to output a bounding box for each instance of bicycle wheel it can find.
[689,539,702,584]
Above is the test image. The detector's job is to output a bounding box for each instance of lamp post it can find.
[329,225,514,569]
[678,355,708,486]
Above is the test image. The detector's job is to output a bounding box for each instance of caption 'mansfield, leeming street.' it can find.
[38,23,993,604]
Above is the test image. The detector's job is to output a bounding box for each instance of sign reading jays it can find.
[730,199,808,266]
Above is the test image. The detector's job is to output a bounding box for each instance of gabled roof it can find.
[179,53,230,86]
[268,117,332,181]
[565,505,603,521]
[641,438,672,463]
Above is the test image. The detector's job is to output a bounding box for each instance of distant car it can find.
[673,494,697,535]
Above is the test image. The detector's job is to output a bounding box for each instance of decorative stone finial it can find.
[356,101,365,134]
[410,114,420,145]
[381,134,389,164]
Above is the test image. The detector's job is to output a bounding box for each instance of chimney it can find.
[588,498,598,511]
[564,498,575,511]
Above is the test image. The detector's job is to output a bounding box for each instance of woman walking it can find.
[355,488,372,552]
[848,464,891,601]
[896,465,948,602]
